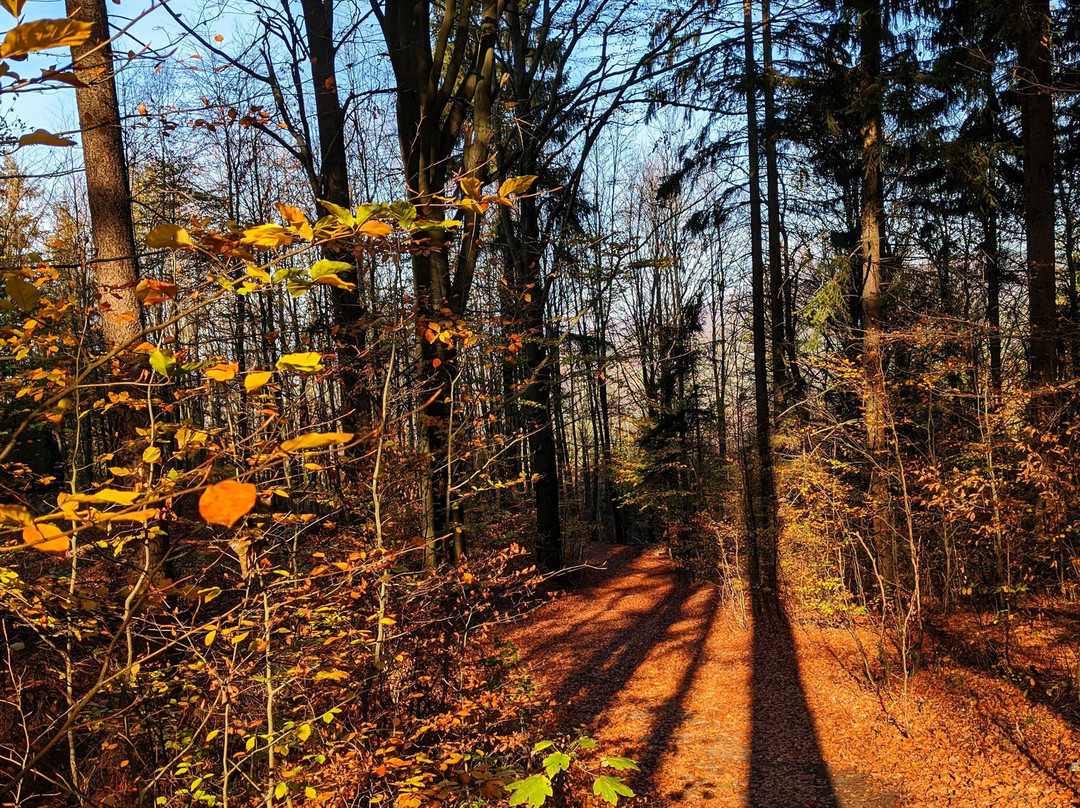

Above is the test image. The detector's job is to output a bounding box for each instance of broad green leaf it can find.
[149,349,176,378]
[309,259,351,280]
[542,751,571,776]
[575,736,598,750]
[531,741,554,754]
[276,352,323,373]
[317,199,354,226]
[499,175,538,197]
[0,19,93,59]
[280,432,353,453]
[389,200,416,227]
[600,756,640,772]
[506,774,552,808]
[198,479,256,528]
[5,275,39,312]
[593,775,634,805]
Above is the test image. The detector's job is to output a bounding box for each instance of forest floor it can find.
[502,545,1080,807]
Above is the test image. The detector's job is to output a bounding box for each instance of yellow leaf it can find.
[241,223,293,249]
[6,275,39,312]
[204,629,216,647]
[205,362,238,382]
[142,446,161,463]
[198,479,257,527]
[457,198,487,215]
[17,128,75,148]
[244,371,273,393]
[276,352,323,373]
[358,220,393,238]
[0,504,33,525]
[69,489,141,506]
[136,278,179,305]
[23,522,67,553]
[276,202,313,240]
[280,432,354,453]
[313,274,356,291]
[2,0,29,18]
[305,786,317,799]
[498,175,538,197]
[0,19,93,59]
[315,669,348,681]
[297,724,312,741]
[105,508,158,523]
[146,224,193,250]
[459,177,483,199]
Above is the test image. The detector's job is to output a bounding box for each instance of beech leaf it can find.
[198,479,257,527]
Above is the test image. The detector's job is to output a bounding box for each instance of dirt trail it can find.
[503,545,1079,807]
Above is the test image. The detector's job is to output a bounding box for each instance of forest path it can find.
[502,545,1078,808]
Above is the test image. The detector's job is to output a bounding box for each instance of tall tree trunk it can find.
[762,0,788,409]
[857,0,897,599]
[377,0,501,564]
[300,0,369,427]
[743,0,779,605]
[1018,0,1057,388]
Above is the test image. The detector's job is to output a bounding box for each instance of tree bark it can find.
[1018,0,1057,388]
[743,0,779,605]
[762,0,789,409]
[857,0,898,600]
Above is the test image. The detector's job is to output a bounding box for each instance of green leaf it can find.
[531,741,554,754]
[600,756,640,772]
[150,350,177,378]
[575,736,598,750]
[317,199,354,226]
[310,259,352,280]
[542,751,571,777]
[506,774,552,808]
[593,775,634,805]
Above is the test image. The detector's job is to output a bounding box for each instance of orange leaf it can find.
[198,479,257,527]
[358,220,393,238]
[136,278,180,305]
[23,522,68,553]
[204,362,238,382]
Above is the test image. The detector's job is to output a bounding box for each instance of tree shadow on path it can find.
[749,592,839,808]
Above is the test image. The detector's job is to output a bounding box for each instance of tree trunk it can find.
[762,0,788,409]
[743,0,779,605]
[984,208,1003,398]
[857,0,897,600]
[300,0,369,427]
[1018,0,1057,388]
